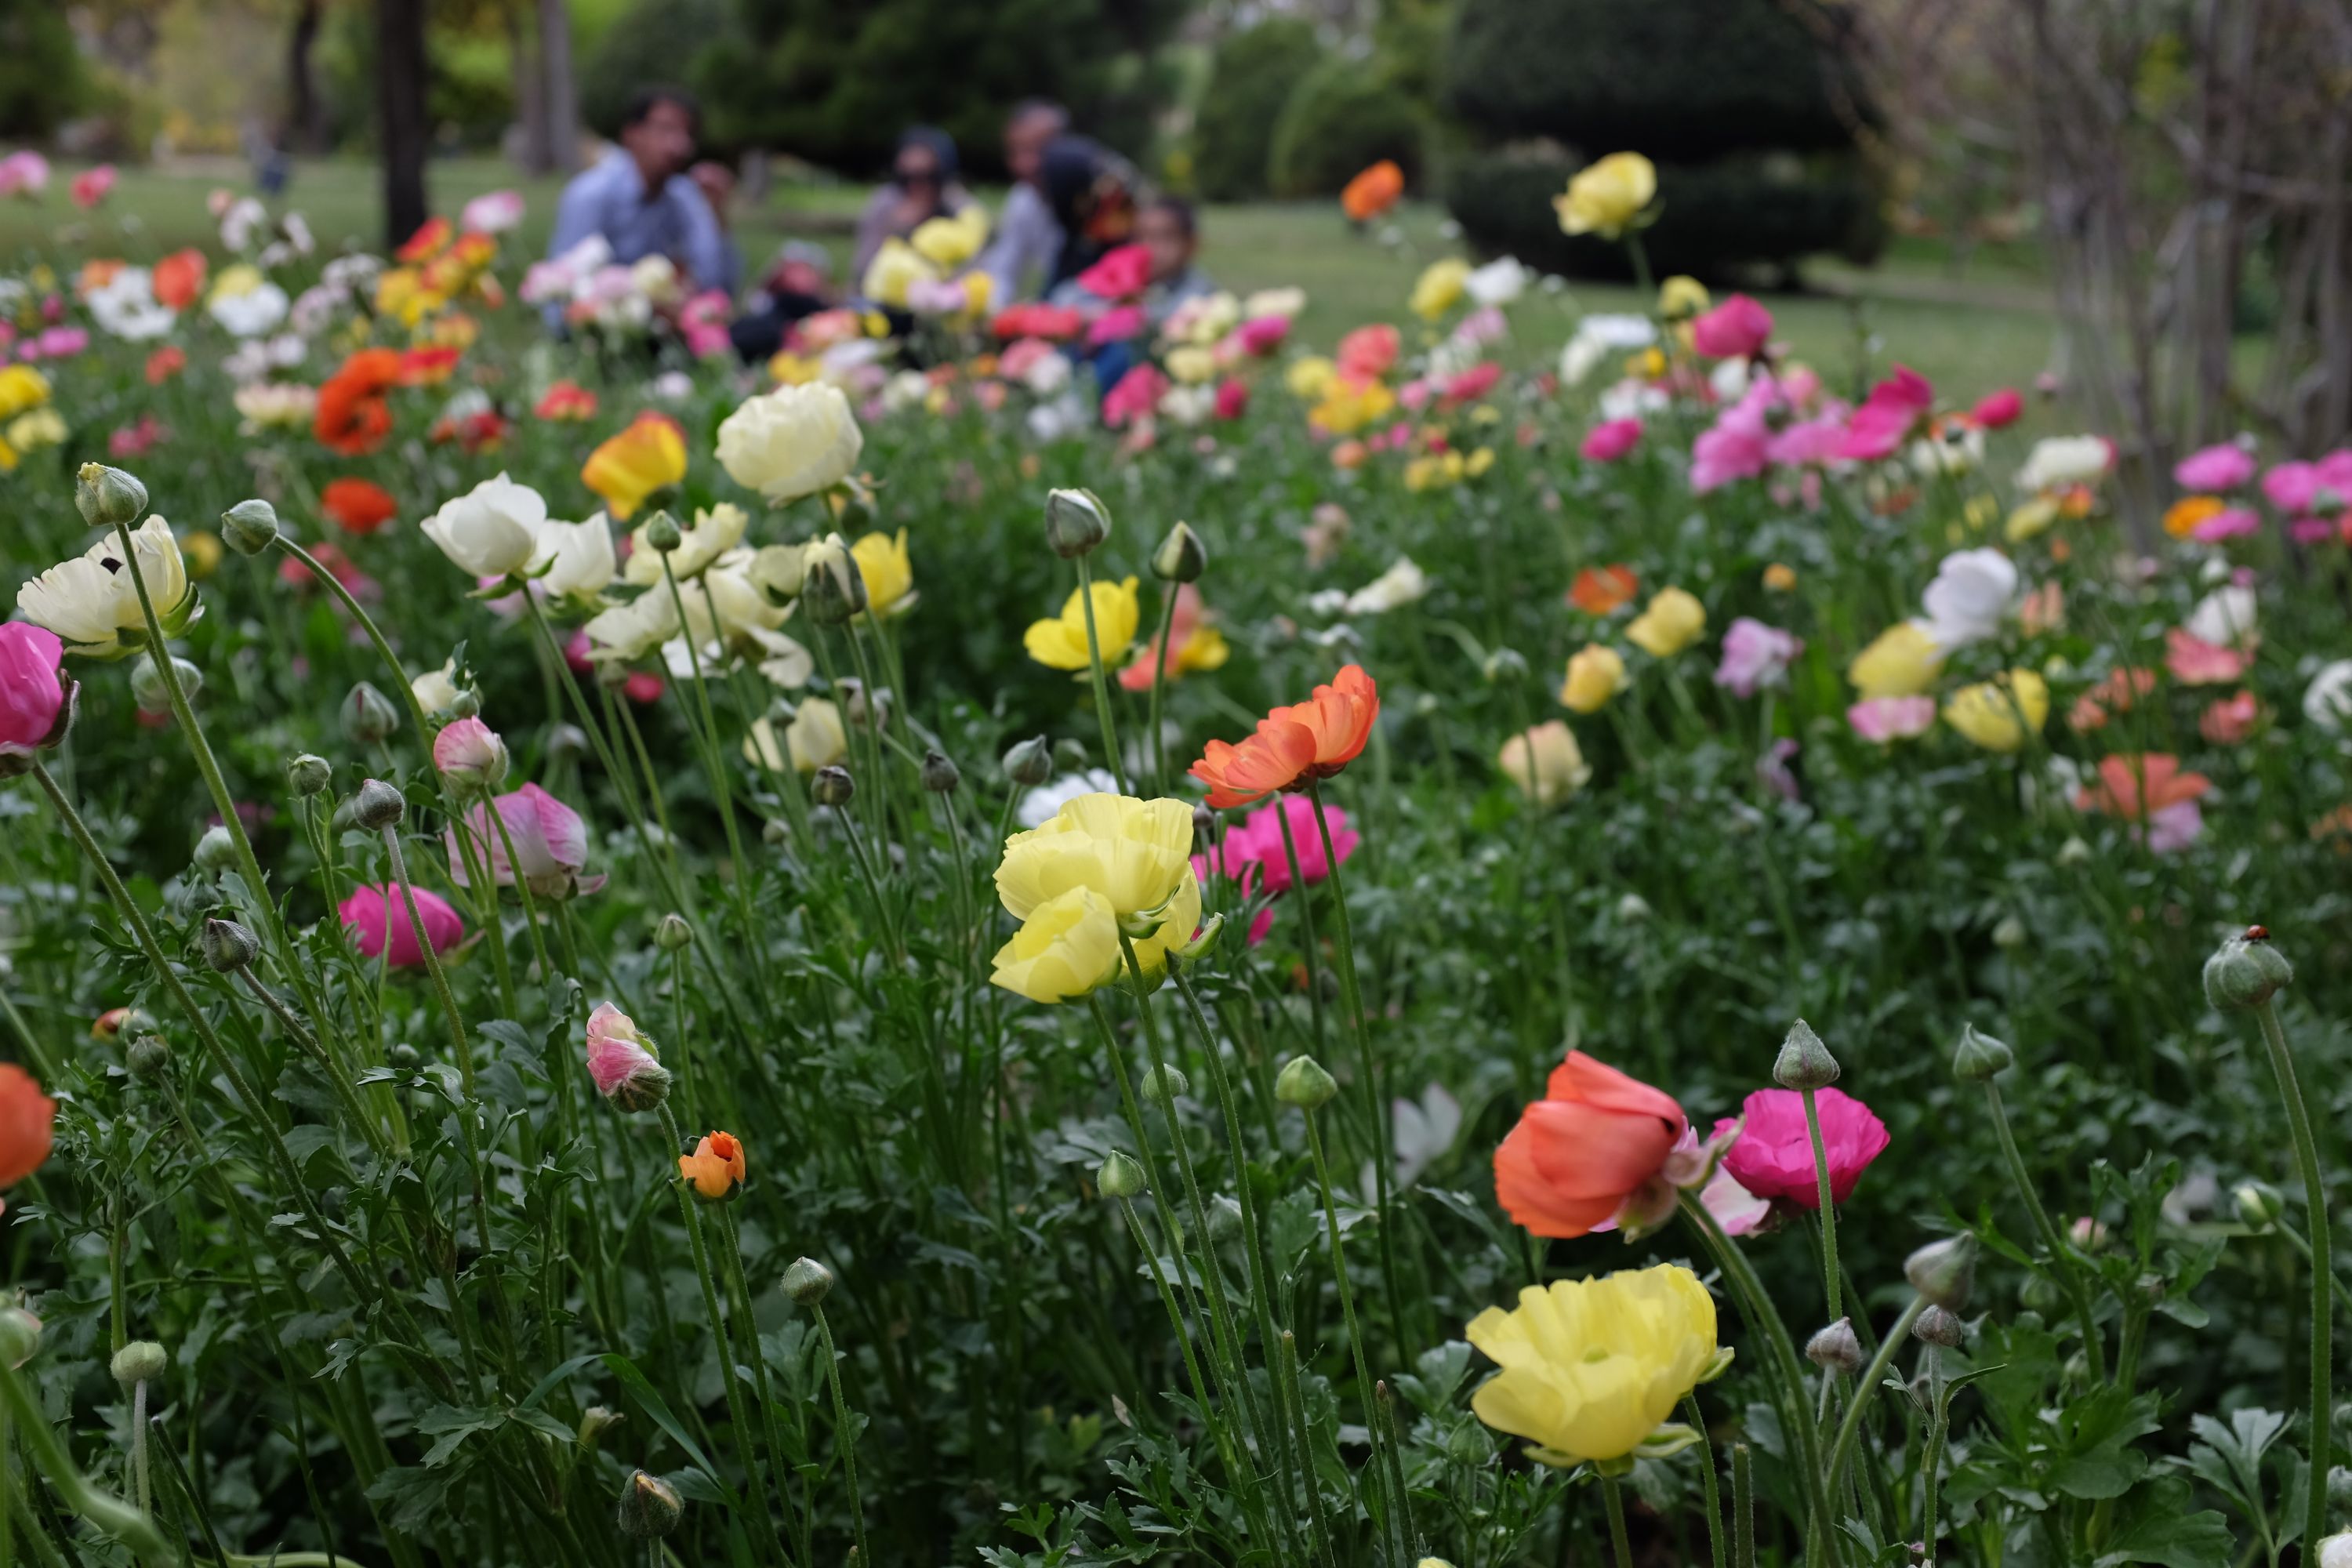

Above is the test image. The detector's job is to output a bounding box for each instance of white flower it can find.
[209,281,291,338]
[1464,256,1529,308]
[280,212,315,256]
[1597,379,1670,422]
[1016,768,1122,829]
[623,503,746,586]
[1362,1083,1464,1199]
[1241,287,1305,320]
[218,196,269,252]
[289,284,344,337]
[2315,1531,2352,1568]
[583,591,681,662]
[412,659,466,716]
[881,369,931,414]
[1910,424,1984,477]
[1918,548,2018,651]
[2186,584,2257,648]
[14,517,194,657]
[461,190,525,234]
[1708,356,1751,401]
[2015,434,2111,493]
[716,383,864,503]
[321,254,383,292]
[532,514,619,602]
[421,474,546,578]
[1305,589,1349,618]
[744,625,814,689]
[2303,660,2352,731]
[1019,350,1072,397]
[1026,393,1087,443]
[1560,313,1656,387]
[1345,557,1429,615]
[1159,383,1215,426]
[648,370,696,404]
[86,267,176,341]
[233,382,316,432]
[223,333,307,384]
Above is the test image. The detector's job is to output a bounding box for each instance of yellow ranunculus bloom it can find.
[1285,356,1337,401]
[750,697,846,774]
[769,350,821,386]
[1467,1264,1718,1465]
[1465,446,1497,477]
[5,408,66,453]
[1943,670,2049,753]
[0,365,51,420]
[1624,587,1705,658]
[1847,622,1945,699]
[581,412,688,522]
[1762,563,1797,592]
[1409,259,1471,322]
[851,529,914,617]
[860,238,935,309]
[1560,644,1627,713]
[209,263,264,304]
[911,205,990,269]
[1024,576,1142,671]
[1309,378,1396,438]
[990,886,1125,1004]
[1165,345,1218,385]
[1499,721,1590,809]
[1403,452,1468,492]
[2006,496,2061,543]
[1554,152,1658,241]
[993,793,1203,1000]
[1659,276,1710,322]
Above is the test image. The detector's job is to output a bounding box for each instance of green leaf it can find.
[2093,1477,2234,1568]
[601,1351,742,1512]
[2049,1388,2160,1500]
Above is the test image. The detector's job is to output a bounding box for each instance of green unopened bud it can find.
[1276,1054,1338,1111]
[576,1405,623,1450]
[126,1033,169,1078]
[812,765,855,808]
[800,537,867,626]
[220,498,281,556]
[1912,1305,1966,1348]
[1951,1022,2013,1083]
[782,1256,834,1307]
[342,681,400,745]
[654,913,693,953]
[193,824,238,873]
[2020,1273,2062,1313]
[2055,835,2092,866]
[642,510,684,554]
[921,750,960,793]
[2233,1179,2284,1231]
[199,917,260,973]
[1773,1018,1839,1091]
[1002,735,1053,787]
[287,753,332,797]
[1904,1233,1978,1311]
[615,1469,683,1539]
[111,1341,167,1387]
[1044,488,1111,558]
[75,463,148,528]
[2203,926,2292,1011]
[1142,1062,1188,1105]
[352,778,406,832]
[1991,914,2027,949]
[1097,1150,1146,1199]
[1483,647,1530,684]
[1151,519,1206,582]
[1805,1318,1862,1374]
[129,655,201,712]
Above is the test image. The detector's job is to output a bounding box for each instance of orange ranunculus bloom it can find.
[0,1065,53,1192]
[680,1131,746,1200]
[2161,495,2226,539]
[313,348,406,456]
[1341,160,1405,223]
[322,478,399,535]
[151,249,207,310]
[144,347,187,386]
[77,258,126,296]
[1494,1051,1686,1239]
[397,216,453,263]
[397,346,463,386]
[1278,663,1379,779]
[535,379,599,421]
[1190,664,1380,808]
[2075,753,2210,822]
[1569,564,1639,615]
[2067,666,2156,732]
[583,412,688,521]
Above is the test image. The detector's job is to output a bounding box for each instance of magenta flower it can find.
[1192,796,1359,946]
[1691,294,1773,360]
[1235,315,1290,356]
[2172,442,2256,492]
[2188,506,2261,543]
[0,623,68,757]
[1102,363,1167,429]
[1971,387,2022,429]
[1715,1087,1891,1209]
[584,1001,672,1112]
[1581,418,1642,463]
[1833,365,1934,461]
[1766,407,1850,468]
[2261,451,2352,514]
[1715,616,1803,698]
[340,884,464,968]
[446,782,606,900]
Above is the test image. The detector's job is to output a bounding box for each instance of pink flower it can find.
[584,1001,671,1111]
[1715,1087,1890,1210]
[1756,738,1801,802]
[22,327,85,361]
[2199,690,2259,746]
[2288,517,2336,545]
[2262,452,2352,514]
[1213,379,1249,421]
[1971,388,2023,430]
[1715,617,1803,698]
[1442,361,1503,405]
[340,884,464,968]
[1336,324,1399,381]
[2146,801,2204,853]
[1076,244,1152,302]
[0,152,48,200]
[69,165,115,209]
[2189,506,2260,543]
[0,623,67,755]
[2165,627,2250,684]
[1766,407,1851,468]
[431,717,509,790]
[1102,363,1168,429]
[1846,695,1936,742]
[1581,418,1642,462]
[1235,315,1290,356]
[1192,796,1360,946]
[997,338,1055,383]
[1690,294,1773,359]
[446,782,605,900]
[107,415,168,459]
[1087,305,1146,346]
[459,189,526,234]
[2173,442,2255,492]
[1691,378,1781,492]
[1834,365,1934,461]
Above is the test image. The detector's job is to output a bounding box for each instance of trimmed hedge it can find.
[1267,60,1425,199]
[1192,20,1324,201]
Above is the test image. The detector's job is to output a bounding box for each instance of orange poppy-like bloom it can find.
[397,347,463,386]
[680,1131,746,1200]
[1569,564,1639,615]
[1190,664,1380,809]
[1495,1052,1687,1239]
[2067,666,2156,732]
[535,380,599,421]
[144,347,187,386]
[322,478,399,536]
[0,1065,53,1192]
[1341,160,1405,223]
[314,348,406,456]
[2075,753,2210,821]
[396,216,453,263]
[77,258,125,296]
[151,249,207,310]
[583,412,688,520]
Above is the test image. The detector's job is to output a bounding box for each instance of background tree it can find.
[379,0,430,244]
[1189,18,1320,201]
[0,0,89,140]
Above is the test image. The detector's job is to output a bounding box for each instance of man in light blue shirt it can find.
[546,88,738,308]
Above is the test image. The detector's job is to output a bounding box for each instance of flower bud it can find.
[1912,1305,1966,1348]
[812,764,855,808]
[0,1306,39,1369]
[1151,520,1205,582]
[1773,1018,1840,1091]
[1805,1318,1863,1375]
[615,1469,683,1539]
[431,716,509,793]
[1904,1233,1978,1311]
[352,778,406,832]
[1951,1022,2013,1083]
[2317,1532,2352,1568]
[1002,735,1053,786]
[641,510,684,554]
[193,824,238,873]
[921,750,960,793]
[220,498,281,556]
[287,753,332,797]
[2203,926,2292,1011]
[75,463,148,528]
[800,535,867,626]
[111,1340,167,1387]
[199,917,260,973]
[2055,834,2092,866]
[1991,914,2027,949]
[1142,1062,1188,1105]
[126,1033,169,1078]
[130,655,201,712]
[1617,892,1652,924]
[1276,1054,1338,1111]
[782,1256,834,1307]
[1098,1149,1146,1199]
[1483,647,1530,684]
[548,722,589,759]
[576,1406,623,1450]
[2233,1179,2284,1230]
[342,682,400,745]
[1044,488,1111,558]
[654,913,693,953]
[2019,1273,2062,1313]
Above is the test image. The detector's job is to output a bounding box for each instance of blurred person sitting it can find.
[547,86,739,299]
[1051,195,1214,325]
[978,99,1070,306]
[851,128,975,284]
[729,241,840,364]
[1036,135,1141,292]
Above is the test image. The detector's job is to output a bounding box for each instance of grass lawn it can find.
[0,155,2068,405]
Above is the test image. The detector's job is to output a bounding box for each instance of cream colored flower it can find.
[532,514,618,602]
[717,383,864,503]
[15,516,196,658]
[421,474,546,578]
[622,503,746,586]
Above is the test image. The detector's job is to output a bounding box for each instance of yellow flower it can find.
[1847,622,1944,699]
[182,530,223,579]
[2006,497,2061,543]
[1285,356,1338,401]
[768,350,821,386]
[1624,587,1705,658]
[860,238,935,308]
[1657,275,1710,321]
[1025,577,1141,672]
[1166,345,1218,385]
[1499,721,1591,809]
[1943,670,2049,753]
[1466,1264,1719,1465]
[5,408,66,453]
[1409,259,1470,321]
[1403,452,1467,492]
[0,365,50,420]
[1554,152,1658,241]
[850,529,914,617]
[911,206,990,269]
[208,262,265,304]
[581,412,688,521]
[1465,446,1496,478]
[1626,347,1667,381]
[1309,379,1396,438]
[993,793,1203,1000]
[1559,644,1627,713]
[990,887,1125,1004]
[1762,563,1796,592]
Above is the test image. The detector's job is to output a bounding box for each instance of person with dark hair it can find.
[545,85,736,302]
[851,127,975,283]
[1037,134,1142,292]
[978,99,1071,304]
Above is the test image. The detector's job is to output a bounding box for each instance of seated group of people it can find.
[551,87,1212,372]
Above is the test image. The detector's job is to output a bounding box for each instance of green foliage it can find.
[579,0,734,138]
[1267,59,1427,199]
[1190,19,1323,201]
[0,0,86,140]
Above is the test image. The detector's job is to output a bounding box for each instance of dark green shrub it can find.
[1191,20,1323,201]
[1266,60,1425,199]
[581,0,732,140]
[0,0,85,140]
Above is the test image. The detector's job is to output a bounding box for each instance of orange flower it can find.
[396,216,452,263]
[76,258,125,296]
[2067,666,2156,732]
[583,412,688,521]
[0,1065,54,1191]
[679,1131,746,1200]
[2076,753,2210,821]
[322,478,399,535]
[2161,495,2226,539]
[535,380,599,421]
[1341,160,1405,223]
[1569,564,1638,615]
[1189,664,1380,808]
[397,347,463,386]
[1494,1051,1686,1238]
[314,348,406,456]
[144,347,187,386]
[1278,663,1379,779]
[151,249,207,310]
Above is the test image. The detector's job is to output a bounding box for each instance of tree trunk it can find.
[510,0,551,174]
[379,0,430,247]
[538,0,580,174]
[286,0,327,154]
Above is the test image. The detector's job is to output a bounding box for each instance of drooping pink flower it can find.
[446,782,606,900]
[1581,418,1642,463]
[340,884,464,968]
[2173,442,2256,492]
[1834,365,1934,461]
[1086,305,1146,346]
[1971,388,2023,430]
[0,623,67,756]
[2188,506,2260,543]
[1715,616,1803,698]
[1846,695,1937,742]
[70,165,115,209]
[1102,363,1168,430]
[1336,324,1399,381]
[584,1001,670,1110]
[431,716,509,790]
[1690,294,1773,360]
[2165,627,2251,684]
[1715,1087,1890,1209]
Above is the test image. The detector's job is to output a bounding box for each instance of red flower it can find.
[396,216,452,263]
[1076,244,1152,302]
[1494,1052,1686,1238]
[151,249,207,310]
[313,348,406,456]
[0,1065,55,1190]
[144,347,186,386]
[322,478,399,535]
[992,303,1084,341]
[1569,564,1639,615]
[534,379,599,421]
[1212,379,1250,421]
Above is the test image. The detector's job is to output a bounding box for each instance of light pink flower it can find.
[2198,690,2259,746]
[0,623,67,755]
[1715,617,1803,698]
[2173,442,2255,492]
[1756,738,1801,802]
[584,1001,671,1110]
[1337,324,1399,381]
[340,884,463,968]
[1691,294,1773,359]
[1691,377,1781,492]
[0,152,49,199]
[2164,627,2250,684]
[1581,418,1642,462]
[1102,363,1167,429]
[1766,406,1851,468]
[432,717,509,790]
[1846,695,1936,742]
[460,189,526,234]
[1715,1087,1890,1209]
[2145,800,2204,854]
[447,782,605,900]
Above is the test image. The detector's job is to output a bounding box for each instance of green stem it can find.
[1300,1108,1405,1563]
[0,1361,169,1566]
[2252,996,2331,1556]
[1801,1087,1840,1323]
[810,1303,871,1568]
[1824,1295,1927,1495]
[1145,583,1179,794]
[1684,1392,1726,1568]
[1600,1470,1635,1568]
[1982,1080,2106,1380]
[1731,1443,1755,1568]
[1071,554,1129,796]
[655,554,767,1001]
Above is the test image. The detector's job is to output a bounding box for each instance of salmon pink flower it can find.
[2165,627,2250,684]
[143,347,184,385]
[2200,690,2259,746]
[1581,419,1642,463]
[2068,666,2157,732]
[1494,1051,1688,1238]
[1691,294,1773,359]
[70,165,115,209]
[0,1065,53,1195]
[534,379,598,421]
[340,884,464,967]
[2076,753,2211,822]
[151,249,207,310]
[584,1002,671,1112]
[1341,160,1405,223]
[679,1131,746,1200]
[2174,442,2256,492]
[1846,695,1936,742]
[1714,1087,1889,1209]
[1336,324,1399,381]
[1190,665,1379,808]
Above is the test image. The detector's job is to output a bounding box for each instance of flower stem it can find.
[1800,1087,1840,1323]
[1683,1392,1726,1568]
[1145,584,1179,793]
[1981,1080,2106,1380]
[0,1360,169,1566]
[1731,1442,1755,1568]
[1299,1106,1406,1565]
[1071,554,1129,796]
[2252,995,2331,1556]
[656,554,767,995]
[1599,1470,1635,1568]
[809,1301,871,1568]
[1823,1294,1927,1495]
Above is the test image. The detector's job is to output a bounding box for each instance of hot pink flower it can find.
[1235,315,1290,356]
[1076,244,1152,302]
[1715,1086,1890,1210]
[1102,363,1167,430]
[1715,617,1803,698]
[1691,294,1773,359]
[2165,627,2251,684]
[1212,379,1249,421]
[1336,324,1400,381]
[1219,794,1358,895]
[1971,388,2023,430]
[1581,418,1642,462]
[1846,695,1936,743]
[446,782,605,900]
[2189,506,2260,543]
[2261,452,2352,514]
[584,1001,670,1110]
[0,623,67,756]
[1442,361,1503,405]
[1834,365,1934,461]
[70,165,115,209]
[1766,407,1851,467]
[340,884,464,968]
[2173,442,2255,492]
[1087,305,1146,346]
